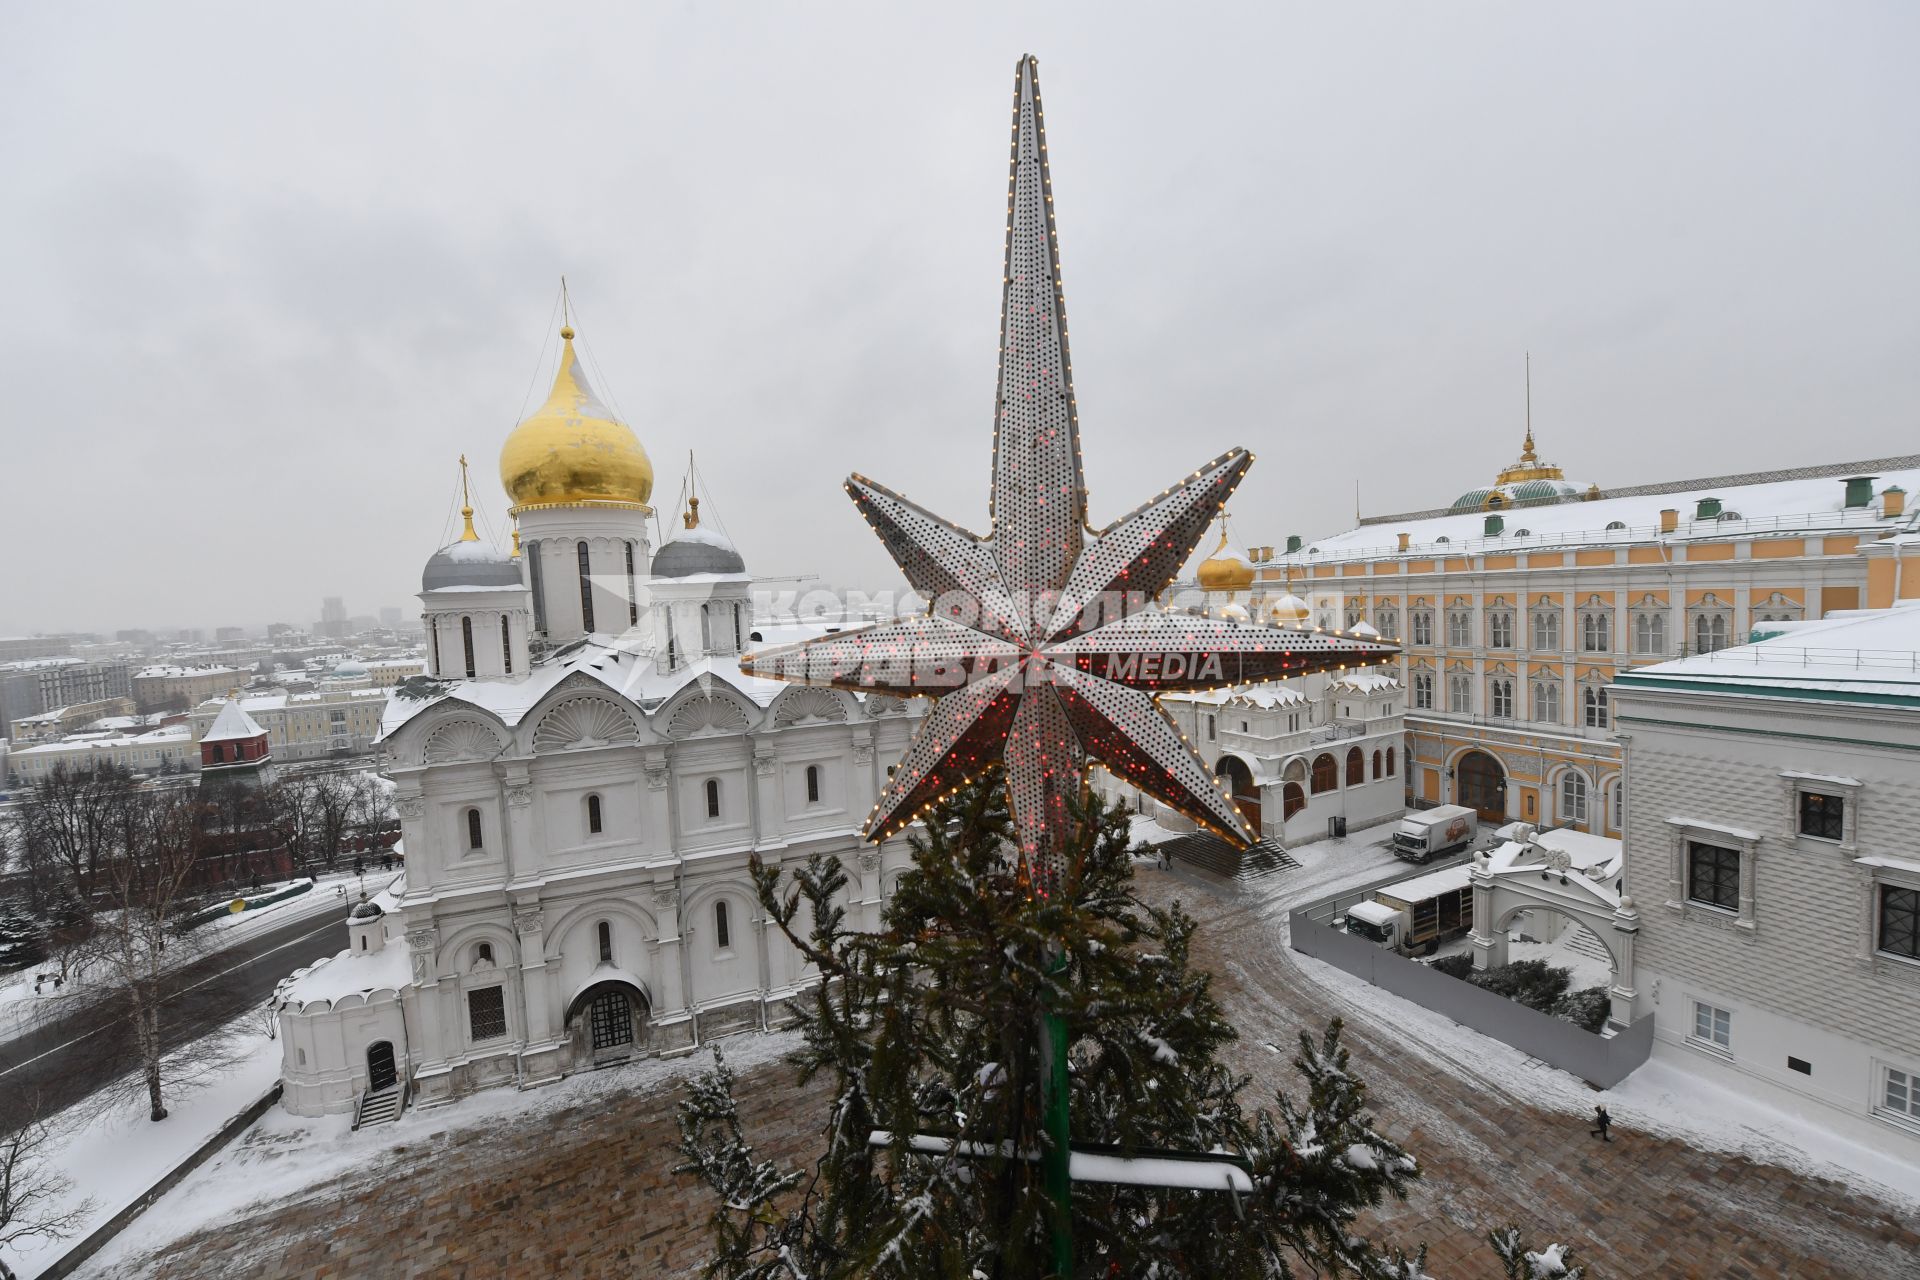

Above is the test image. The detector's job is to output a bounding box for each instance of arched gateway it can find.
[1455,750,1507,822]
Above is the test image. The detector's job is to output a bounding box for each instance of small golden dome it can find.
[1195,526,1255,593]
[1270,592,1310,624]
[499,330,653,511]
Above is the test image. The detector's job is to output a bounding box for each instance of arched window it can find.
[501,617,513,674]
[1345,747,1364,786]
[714,900,731,950]
[576,540,596,633]
[1282,782,1306,820]
[806,765,821,804]
[430,618,442,675]
[666,632,677,670]
[475,942,494,967]
[597,920,613,964]
[700,603,713,652]
[465,807,483,850]
[1489,676,1514,719]
[586,793,603,835]
[1372,749,1382,780]
[526,538,546,632]
[461,615,476,678]
[625,541,638,627]
[705,778,721,818]
[1560,771,1590,827]
[733,604,744,651]
[1386,746,1396,777]
[1311,754,1338,794]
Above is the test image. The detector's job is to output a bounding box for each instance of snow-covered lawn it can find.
[0,869,370,1047]
[0,1018,284,1280]
[75,1028,801,1278]
[1243,836,1920,1209]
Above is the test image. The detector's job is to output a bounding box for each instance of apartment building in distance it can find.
[1212,440,1920,838]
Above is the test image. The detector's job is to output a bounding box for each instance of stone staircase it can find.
[353,1084,403,1130]
[1562,923,1614,968]
[1157,833,1300,883]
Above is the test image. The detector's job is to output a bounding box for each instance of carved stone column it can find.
[751,736,782,848]
[513,906,553,1043]
[496,757,535,883]
[1467,854,1503,970]
[1608,896,1640,1028]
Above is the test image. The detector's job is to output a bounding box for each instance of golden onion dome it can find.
[1270,592,1311,624]
[1195,527,1256,593]
[499,327,653,512]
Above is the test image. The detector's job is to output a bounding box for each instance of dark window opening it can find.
[715,900,731,949]
[806,765,820,804]
[467,986,506,1041]
[587,793,603,834]
[1798,791,1844,841]
[1687,841,1740,912]
[705,778,721,818]
[577,540,596,633]
[1879,885,1919,960]
[597,920,613,964]
[466,807,483,850]
[1788,1056,1812,1076]
[626,541,638,626]
[461,615,476,678]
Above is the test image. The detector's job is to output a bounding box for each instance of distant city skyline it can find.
[4,4,1916,632]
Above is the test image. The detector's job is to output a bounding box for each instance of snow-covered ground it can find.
[1248,835,1920,1209]
[1432,924,1616,992]
[0,1017,284,1280]
[0,869,372,1046]
[75,1028,801,1278]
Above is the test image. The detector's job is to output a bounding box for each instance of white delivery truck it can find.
[1343,866,1475,957]
[1390,804,1476,863]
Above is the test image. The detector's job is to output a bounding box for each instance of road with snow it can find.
[0,906,346,1130]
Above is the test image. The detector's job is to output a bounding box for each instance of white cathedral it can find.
[274,326,924,1120]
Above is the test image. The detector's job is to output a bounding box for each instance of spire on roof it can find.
[458,454,479,542]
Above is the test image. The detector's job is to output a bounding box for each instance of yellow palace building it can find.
[1224,437,1920,836]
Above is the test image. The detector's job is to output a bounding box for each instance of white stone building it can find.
[274,326,923,1119]
[1100,667,1406,844]
[1613,603,1920,1151]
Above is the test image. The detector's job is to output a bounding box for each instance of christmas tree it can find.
[679,772,1583,1278]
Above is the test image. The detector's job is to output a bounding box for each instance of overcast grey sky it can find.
[2,3,1914,634]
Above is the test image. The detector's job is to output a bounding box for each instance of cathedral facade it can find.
[274,326,922,1118]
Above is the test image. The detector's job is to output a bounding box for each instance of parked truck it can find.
[1390,804,1476,863]
[1343,866,1475,956]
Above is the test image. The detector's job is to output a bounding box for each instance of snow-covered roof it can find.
[203,699,268,743]
[135,663,244,679]
[1618,603,1920,701]
[1376,866,1473,902]
[276,942,411,1012]
[1285,460,1920,565]
[1530,828,1623,872]
[11,725,192,757]
[1181,684,1310,709]
[379,636,793,738]
[1331,671,1400,694]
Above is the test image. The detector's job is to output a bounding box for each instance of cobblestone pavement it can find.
[96,865,1920,1279]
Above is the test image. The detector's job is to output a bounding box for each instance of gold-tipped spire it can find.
[510,522,522,559]
[684,494,701,529]
[498,310,654,511]
[458,454,479,542]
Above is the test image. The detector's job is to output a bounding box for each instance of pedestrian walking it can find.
[1590,1104,1612,1142]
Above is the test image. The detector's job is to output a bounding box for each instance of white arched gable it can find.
[438,920,522,975]
[771,686,852,728]
[411,705,510,766]
[531,693,642,754]
[543,898,660,964]
[658,682,759,740]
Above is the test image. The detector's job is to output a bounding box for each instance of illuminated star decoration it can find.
[742,56,1398,894]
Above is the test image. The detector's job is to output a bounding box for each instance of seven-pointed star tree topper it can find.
[741,56,1398,892]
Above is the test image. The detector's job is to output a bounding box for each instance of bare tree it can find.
[13,762,131,911]
[0,1097,94,1253]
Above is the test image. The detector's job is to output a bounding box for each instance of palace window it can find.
[1447,673,1471,714]
[1386,746,1396,776]
[626,542,639,627]
[430,618,442,674]
[461,616,476,678]
[715,900,732,950]
[1691,1001,1731,1050]
[1377,608,1399,639]
[1346,747,1364,786]
[1311,754,1338,794]
[1411,610,1434,646]
[1634,612,1668,656]
[1532,608,1560,652]
[1799,791,1844,841]
[1489,677,1514,719]
[1372,749,1382,780]
[577,541,596,633]
[1446,608,1472,648]
[1610,780,1624,830]
[806,764,821,804]
[1879,886,1919,961]
[467,986,507,1042]
[1207,714,1216,741]
[1883,1067,1920,1124]
[1559,771,1589,827]
[465,807,484,850]
[1412,671,1433,710]
[705,778,721,819]
[1487,610,1514,649]
[587,793,603,835]
[734,604,744,651]
[1583,686,1609,728]
[1693,612,1730,654]
[598,920,613,964]
[1580,607,1612,653]
[1687,842,1741,913]
[1531,679,1562,724]
[701,603,713,652]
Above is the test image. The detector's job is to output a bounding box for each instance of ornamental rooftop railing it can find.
[1647,645,1920,675]
[1260,505,1903,570]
